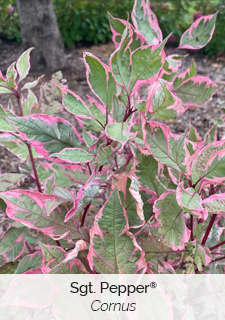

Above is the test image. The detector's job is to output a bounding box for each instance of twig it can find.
[191,215,194,241]
[201,214,217,246]
[26,241,33,254]
[210,240,225,252]
[81,202,91,227]
[14,89,42,193]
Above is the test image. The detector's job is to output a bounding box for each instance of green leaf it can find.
[15,251,43,274]
[0,262,18,274]
[108,12,126,45]
[63,91,91,117]
[119,177,144,228]
[70,184,100,220]
[7,116,84,157]
[0,191,88,241]
[81,102,106,132]
[184,242,211,272]
[21,89,37,116]
[149,80,183,120]
[154,192,188,250]
[106,123,135,144]
[0,227,27,260]
[112,94,126,122]
[174,77,217,107]
[130,37,168,90]
[16,48,33,82]
[176,184,203,216]
[192,141,225,184]
[179,12,218,50]
[135,151,166,197]
[84,53,116,112]
[173,60,196,89]
[96,144,113,166]
[140,190,154,222]
[0,105,17,132]
[51,148,94,163]
[132,0,162,45]
[139,234,170,261]
[39,242,65,269]
[110,27,132,91]
[203,194,225,213]
[145,123,189,175]
[89,188,146,273]
[0,87,12,94]
[37,163,88,187]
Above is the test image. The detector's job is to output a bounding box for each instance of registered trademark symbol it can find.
[150,282,157,289]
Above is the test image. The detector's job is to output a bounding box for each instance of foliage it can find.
[0,0,20,43]
[152,0,225,56]
[52,0,134,46]
[0,0,224,275]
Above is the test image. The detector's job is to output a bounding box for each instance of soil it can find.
[0,40,225,184]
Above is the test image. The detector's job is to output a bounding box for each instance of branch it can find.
[210,240,225,252]
[14,90,42,193]
[81,202,91,227]
[201,214,217,246]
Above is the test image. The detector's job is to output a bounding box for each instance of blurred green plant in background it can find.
[0,0,20,43]
[53,0,134,46]
[0,0,224,56]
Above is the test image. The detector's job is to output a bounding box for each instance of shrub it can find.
[52,0,134,46]
[0,0,20,43]
[0,0,224,274]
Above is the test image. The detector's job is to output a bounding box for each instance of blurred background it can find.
[0,0,224,57]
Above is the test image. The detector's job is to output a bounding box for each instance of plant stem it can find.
[191,215,194,241]
[201,214,217,246]
[56,240,61,247]
[14,90,42,193]
[87,163,92,175]
[81,202,91,227]
[167,47,179,56]
[210,240,225,252]
[123,108,137,122]
[210,256,225,264]
[25,241,33,254]
[27,144,42,193]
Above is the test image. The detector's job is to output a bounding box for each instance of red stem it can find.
[98,139,112,172]
[210,240,225,252]
[56,240,61,247]
[81,202,91,227]
[14,90,42,193]
[26,241,33,254]
[87,163,92,175]
[190,215,194,241]
[27,144,42,193]
[167,47,179,56]
[201,214,217,246]
[210,256,225,264]
[123,108,137,122]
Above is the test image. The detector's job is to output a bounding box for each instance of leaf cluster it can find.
[0,0,224,275]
